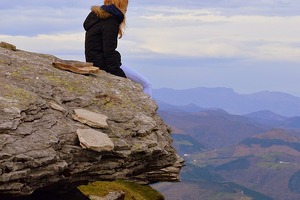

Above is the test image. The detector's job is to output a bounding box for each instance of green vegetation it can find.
[260,152,280,162]
[45,75,86,94]
[174,140,193,146]
[257,161,287,170]
[78,180,165,200]
[257,153,289,170]
[172,134,206,154]
[2,84,32,100]
[178,163,274,200]
[0,83,36,109]
[182,164,223,182]
[225,182,274,200]
[215,156,251,171]
[242,138,300,151]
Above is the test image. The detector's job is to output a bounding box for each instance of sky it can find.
[1,0,300,96]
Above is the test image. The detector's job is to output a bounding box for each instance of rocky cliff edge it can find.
[0,42,184,196]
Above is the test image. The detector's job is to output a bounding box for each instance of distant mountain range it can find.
[153,87,300,117]
[155,107,300,200]
[205,129,300,200]
[158,108,300,150]
[153,96,300,200]
[158,109,267,149]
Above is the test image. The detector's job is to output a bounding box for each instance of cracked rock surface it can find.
[0,44,184,196]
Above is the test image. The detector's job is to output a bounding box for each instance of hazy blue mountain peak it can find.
[153,87,300,117]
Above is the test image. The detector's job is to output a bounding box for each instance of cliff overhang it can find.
[0,42,184,197]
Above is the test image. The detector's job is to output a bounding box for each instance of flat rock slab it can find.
[73,109,109,128]
[49,101,67,113]
[52,60,100,75]
[77,129,114,152]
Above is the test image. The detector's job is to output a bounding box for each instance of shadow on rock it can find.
[0,188,90,200]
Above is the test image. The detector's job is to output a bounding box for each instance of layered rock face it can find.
[0,43,183,196]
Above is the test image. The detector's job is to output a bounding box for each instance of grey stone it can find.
[77,129,114,152]
[0,43,184,197]
[73,109,109,128]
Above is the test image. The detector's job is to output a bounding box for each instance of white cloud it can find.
[3,5,299,63]
[0,33,85,61]
[1,0,300,96]
[1,6,87,36]
[125,8,300,62]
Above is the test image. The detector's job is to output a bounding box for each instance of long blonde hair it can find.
[104,0,128,38]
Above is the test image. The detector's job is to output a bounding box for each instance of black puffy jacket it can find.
[83,5,126,78]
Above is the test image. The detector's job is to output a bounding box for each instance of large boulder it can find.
[0,43,184,196]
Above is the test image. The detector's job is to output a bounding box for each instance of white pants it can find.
[121,65,152,97]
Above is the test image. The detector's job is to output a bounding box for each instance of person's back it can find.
[84,5,126,77]
[83,0,152,97]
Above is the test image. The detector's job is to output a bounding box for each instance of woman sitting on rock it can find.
[83,0,152,97]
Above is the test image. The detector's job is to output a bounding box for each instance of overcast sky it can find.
[1,0,300,96]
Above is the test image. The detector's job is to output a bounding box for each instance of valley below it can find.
[152,88,300,200]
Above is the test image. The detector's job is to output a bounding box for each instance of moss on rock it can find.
[78,180,164,200]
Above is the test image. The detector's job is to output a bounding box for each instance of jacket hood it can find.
[101,4,124,24]
[83,5,124,31]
